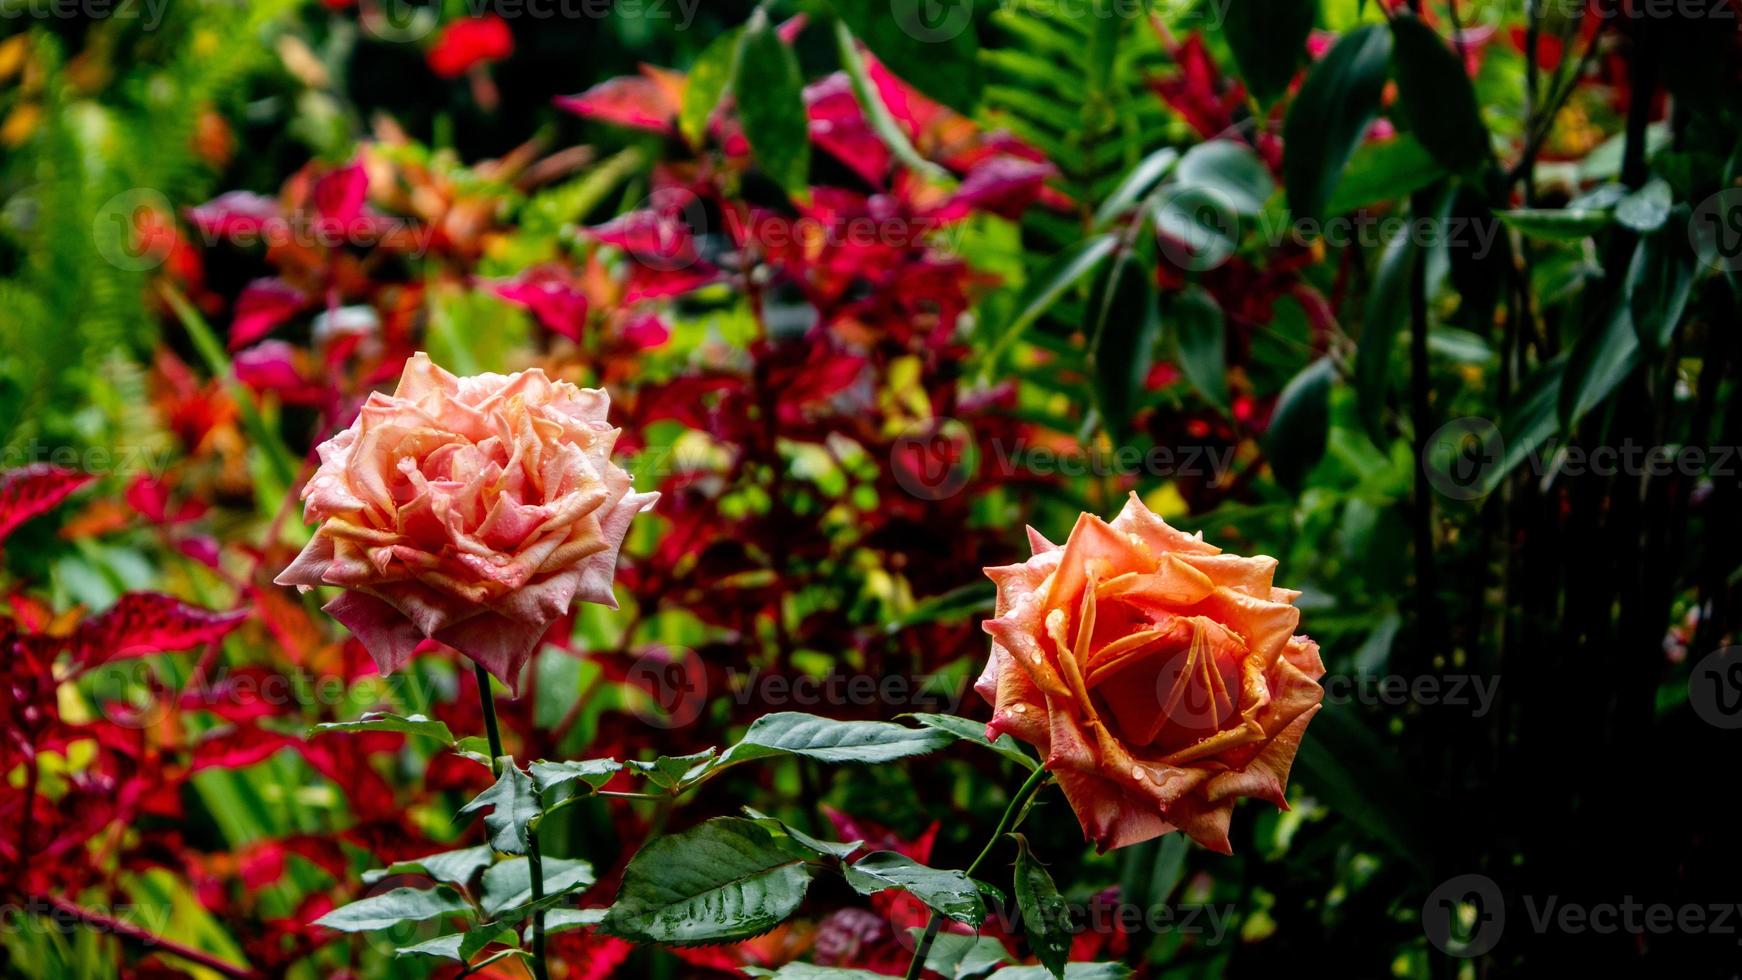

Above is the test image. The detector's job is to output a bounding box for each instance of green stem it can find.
[473,664,550,980]
[903,766,1052,980]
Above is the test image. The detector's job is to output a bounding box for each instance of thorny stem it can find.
[474,664,550,980]
[903,766,1053,980]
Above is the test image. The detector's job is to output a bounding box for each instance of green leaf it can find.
[394,934,468,961]
[1557,299,1641,430]
[314,886,470,932]
[745,966,889,979]
[829,0,981,114]
[1325,136,1445,216]
[1262,357,1335,491]
[1389,15,1489,174]
[1090,255,1161,442]
[1011,835,1071,979]
[843,852,985,926]
[906,713,1038,770]
[1222,0,1316,103]
[1627,229,1696,349]
[721,712,955,766]
[363,845,494,888]
[601,818,820,945]
[1170,286,1230,412]
[1354,229,1414,445]
[1494,208,1613,242]
[459,764,541,855]
[1292,702,1431,871]
[1175,140,1274,216]
[1283,24,1393,224]
[988,966,1132,980]
[734,13,811,198]
[985,235,1120,367]
[625,748,717,791]
[312,712,454,746]
[925,931,1014,979]
[884,582,996,633]
[543,907,608,936]
[742,808,864,860]
[530,758,623,795]
[680,28,741,147]
[1093,147,1179,230]
[481,857,596,917]
[1616,178,1673,233]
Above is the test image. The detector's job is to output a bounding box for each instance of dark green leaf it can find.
[363,845,494,888]
[734,14,811,197]
[1616,178,1672,233]
[722,712,955,766]
[925,932,1014,979]
[1093,148,1179,230]
[1355,229,1413,446]
[530,758,623,795]
[987,966,1132,980]
[1175,140,1274,216]
[1170,286,1229,411]
[459,764,541,855]
[843,851,985,925]
[907,713,1038,770]
[1557,299,1641,430]
[986,235,1120,364]
[1091,254,1161,442]
[1389,15,1489,174]
[1283,24,1393,224]
[543,908,608,936]
[1262,357,1335,490]
[829,0,981,114]
[680,28,742,147]
[625,748,717,791]
[314,886,470,932]
[1223,0,1316,103]
[1627,229,1696,349]
[741,807,864,860]
[1325,136,1444,216]
[601,818,819,945]
[481,856,596,917]
[313,712,453,745]
[1011,835,1071,979]
[1495,208,1613,242]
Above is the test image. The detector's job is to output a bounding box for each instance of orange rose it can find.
[977,494,1323,853]
[277,352,657,691]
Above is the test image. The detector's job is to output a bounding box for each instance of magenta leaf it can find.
[230,278,306,350]
[0,464,95,547]
[71,592,247,669]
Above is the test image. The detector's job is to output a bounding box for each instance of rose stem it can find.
[903,765,1053,980]
[474,663,551,980]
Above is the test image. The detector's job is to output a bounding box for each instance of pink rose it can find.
[276,352,657,690]
[978,494,1323,853]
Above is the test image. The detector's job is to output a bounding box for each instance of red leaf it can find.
[427,15,514,78]
[312,162,369,227]
[0,464,95,546]
[230,278,305,350]
[185,191,280,240]
[490,272,590,340]
[555,74,678,134]
[72,593,247,669]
